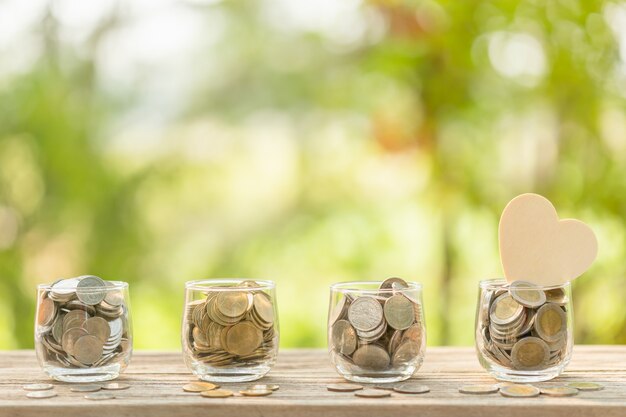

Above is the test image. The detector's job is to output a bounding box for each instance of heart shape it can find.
[499,193,598,286]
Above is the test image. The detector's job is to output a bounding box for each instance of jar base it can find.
[190,361,273,383]
[43,363,121,383]
[339,373,412,384]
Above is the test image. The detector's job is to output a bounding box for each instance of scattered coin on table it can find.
[70,385,102,392]
[458,384,499,394]
[566,382,603,391]
[499,384,540,398]
[240,389,273,397]
[326,383,363,392]
[249,384,279,391]
[540,386,579,397]
[23,383,54,391]
[201,389,234,398]
[355,389,392,398]
[26,391,57,399]
[392,383,430,394]
[102,382,130,390]
[183,382,219,392]
[84,392,116,400]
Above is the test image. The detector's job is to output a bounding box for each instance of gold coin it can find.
[511,337,550,370]
[392,383,429,394]
[216,291,249,318]
[458,384,499,394]
[37,298,56,327]
[544,288,568,305]
[540,386,579,397]
[240,389,273,397]
[252,293,274,324]
[250,384,279,391]
[352,344,390,371]
[509,281,547,308]
[355,389,391,398]
[384,295,415,330]
[201,389,234,398]
[535,304,566,342]
[183,382,219,392]
[326,383,363,392]
[331,320,357,355]
[224,321,262,356]
[499,384,540,398]
[566,382,604,391]
[490,294,523,325]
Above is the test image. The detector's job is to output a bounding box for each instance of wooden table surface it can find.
[1,346,625,417]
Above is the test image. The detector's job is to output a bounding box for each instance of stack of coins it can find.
[329,278,424,372]
[36,276,131,368]
[183,280,278,367]
[477,280,569,370]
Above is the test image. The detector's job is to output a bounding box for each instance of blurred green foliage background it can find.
[1,0,625,350]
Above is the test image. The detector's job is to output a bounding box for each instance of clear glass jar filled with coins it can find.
[35,275,133,382]
[328,278,426,383]
[182,279,279,382]
[475,279,573,382]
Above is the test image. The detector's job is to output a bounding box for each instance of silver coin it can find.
[26,391,57,399]
[102,382,130,390]
[70,385,102,392]
[23,383,54,391]
[76,275,107,305]
[84,392,116,400]
[393,383,430,394]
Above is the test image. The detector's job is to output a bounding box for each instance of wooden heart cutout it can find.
[499,193,598,286]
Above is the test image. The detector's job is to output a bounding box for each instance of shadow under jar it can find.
[35,276,132,383]
[182,279,279,383]
[475,279,573,382]
[328,279,426,383]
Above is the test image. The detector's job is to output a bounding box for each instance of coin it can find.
[509,281,547,308]
[392,383,430,394]
[26,391,57,399]
[83,317,111,343]
[70,385,102,392]
[392,340,420,367]
[250,384,279,391]
[73,335,104,365]
[490,294,523,325]
[348,297,384,332]
[535,304,566,343]
[37,298,57,327]
[102,382,130,390]
[61,327,89,356]
[76,275,107,305]
[458,384,499,394]
[544,288,568,305]
[240,389,273,397]
[216,291,249,318]
[201,389,234,398]
[566,382,604,391]
[224,321,262,356]
[540,386,579,397]
[331,320,357,355]
[511,337,550,370]
[326,383,363,392]
[355,389,392,398]
[353,344,390,370]
[84,392,116,400]
[183,382,219,392]
[499,384,540,398]
[23,383,54,391]
[384,295,415,330]
[379,277,408,291]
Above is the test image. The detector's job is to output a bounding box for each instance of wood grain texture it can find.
[1,346,625,417]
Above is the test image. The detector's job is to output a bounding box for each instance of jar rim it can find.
[37,280,128,291]
[479,278,571,290]
[185,279,275,291]
[329,280,422,293]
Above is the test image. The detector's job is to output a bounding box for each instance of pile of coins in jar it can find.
[329,278,424,371]
[183,280,277,367]
[36,276,130,368]
[477,280,568,371]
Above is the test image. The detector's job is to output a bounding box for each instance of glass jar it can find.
[328,279,426,383]
[182,279,279,382]
[35,276,133,382]
[475,279,573,382]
